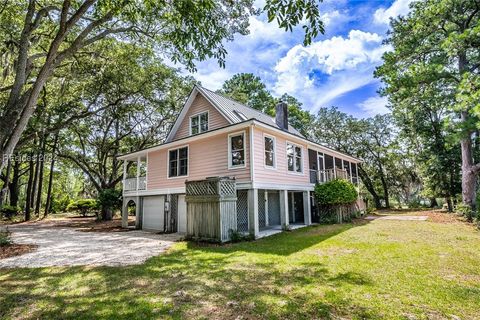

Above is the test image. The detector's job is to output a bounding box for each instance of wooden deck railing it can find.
[309,169,349,184]
[124,176,146,191]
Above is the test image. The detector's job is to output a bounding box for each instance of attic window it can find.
[190,112,208,135]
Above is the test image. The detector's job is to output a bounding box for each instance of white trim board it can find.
[252,182,314,192]
[123,187,186,197]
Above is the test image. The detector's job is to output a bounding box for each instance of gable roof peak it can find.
[196,85,304,137]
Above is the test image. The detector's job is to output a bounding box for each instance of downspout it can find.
[249,124,255,187]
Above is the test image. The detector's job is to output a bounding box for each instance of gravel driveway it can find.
[0,224,182,268]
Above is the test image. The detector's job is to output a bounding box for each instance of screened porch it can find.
[308,149,359,185]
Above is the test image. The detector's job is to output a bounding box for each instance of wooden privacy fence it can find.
[317,202,360,224]
[185,177,237,242]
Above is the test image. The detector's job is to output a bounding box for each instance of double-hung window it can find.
[264,136,275,168]
[228,132,245,168]
[287,142,302,173]
[190,112,208,135]
[168,146,188,177]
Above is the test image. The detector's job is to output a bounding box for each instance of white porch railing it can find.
[309,169,350,184]
[335,168,349,180]
[138,176,146,190]
[124,176,146,192]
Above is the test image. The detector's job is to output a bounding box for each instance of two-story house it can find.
[119,85,361,238]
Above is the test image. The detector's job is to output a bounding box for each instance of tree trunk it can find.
[44,134,58,217]
[358,165,382,209]
[35,134,47,215]
[379,171,390,209]
[460,121,477,211]
[429,197,438,208]
[25,152,35,221]
[31,142,41,212]
[9,158,20,207]
[446,197,453,213]
[458,52,478,212]
[102,207,113,221]
[0,158,11,206]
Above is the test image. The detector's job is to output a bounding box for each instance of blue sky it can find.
[190,0,413,118]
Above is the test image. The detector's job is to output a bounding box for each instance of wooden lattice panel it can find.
[236,190,249,233]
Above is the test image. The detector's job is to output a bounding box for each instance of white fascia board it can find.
[165,87,198,143]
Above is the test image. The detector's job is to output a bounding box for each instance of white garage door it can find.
[143,196,165,231]
[177,195,187,233]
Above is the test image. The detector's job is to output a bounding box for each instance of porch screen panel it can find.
[267,191,281,226]
[236,190,249,233]
[335,157,343,170]
[324,154,334,170]
[308,149,317,170]
[318,153,325,182]
[351,163,358,184]
[343,160,351,180]
[258,189,266,229]
[318,153,324,170]
[308,149,318,183]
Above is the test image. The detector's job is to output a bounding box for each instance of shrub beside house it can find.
[314,179,359,223]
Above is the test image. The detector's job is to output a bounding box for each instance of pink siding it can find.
[252,127,310,186]
[172,94,230,141]
[148,128,251,190]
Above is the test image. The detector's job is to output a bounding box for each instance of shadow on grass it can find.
[186,219,371,256]
[0,222,379,320]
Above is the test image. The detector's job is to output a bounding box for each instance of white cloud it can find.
[275,30,384,76]
[320,10,344,28]
[357,96,390,117]
[273,30,388,110]
[192,8,348,92]
[194,68,232,91]
[374,0,413,25]
[190,4,395,116]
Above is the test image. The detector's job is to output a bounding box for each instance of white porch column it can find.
[349,162,353,183]
[248,188,259,237]
[333,157,337,179]
[121,198,128,228]
[135,196,142,229]
[303,191,312,225]
[122,160,127,190]
[136,156,141,190]
[280,190,289,227]
[356,163,359,187]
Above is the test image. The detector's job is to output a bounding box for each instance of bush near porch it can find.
[66,199,98,217]
[314,179,359,223]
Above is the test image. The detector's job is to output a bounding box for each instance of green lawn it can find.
[1,215,480,319]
